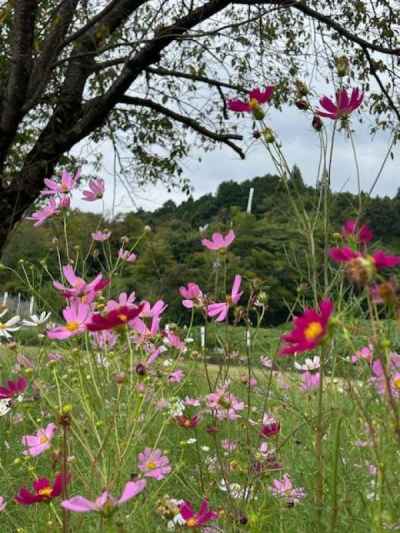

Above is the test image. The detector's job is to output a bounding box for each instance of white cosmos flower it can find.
[294,356,320,372]
[0,399,12,416]
[22,311,51,327]
[0,310,21,338]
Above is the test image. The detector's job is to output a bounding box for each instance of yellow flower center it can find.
[186,517,199,527]
[38,486,53,498]
[249,98,259,110]
[146,461,157,470]
[66,321,79,332]
[118,313,128,322]
[0,323,5,330]
[304,321,323,341]
[393,375,400,390]
[39,435,48,445]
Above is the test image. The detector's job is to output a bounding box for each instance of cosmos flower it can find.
[0,310,21,338]
[300,371,320,392]
[53,265,109,300]
[22,311,51,327]
[0,497,6,511]
[352,345,373,364]
[22,423,57,457]
[271,474,306,505]
[260,413,280,438]
[168,369,185,383]
[206,386,244,421]
[228,86,274,119]
[371,353,400,399]
[15,474,67,505]
[47,300,91,340]
[82,178,105,201]
[118,249,137,263]
[175,415,200,429]
[61,480,146,513]
[138,448,171,480]
[28,198,60,226]
[91,230,111,241]
[0,377,27,399]
[179,282,204,309]
[207,275,242,322]
[316,88,363,120]
[294,356,320,372]
[41,169,79,196]
[279,299,333,356]
[87,304,143,332]
[178,499,218,528]
[201,230,235,251]
[342,219,373,244]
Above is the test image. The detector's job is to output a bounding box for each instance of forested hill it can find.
[2,167,400,325]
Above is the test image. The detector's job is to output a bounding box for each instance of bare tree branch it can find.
[118,94,245,158]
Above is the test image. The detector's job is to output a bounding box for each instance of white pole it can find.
[246,329,251,349]
[246,187,254,214]
[200,326,206,351]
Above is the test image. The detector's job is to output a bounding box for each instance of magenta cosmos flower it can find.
[87,304,143,332]
[0,377,27,399]
[28,198,60,226]
[138,448,171,480]
[15,474,67,505]
[61,479,146,513]
[41,169,79,196]
[279,298,333,356]
[22,423,57,457]
[82,178,105,201]
[317,88,363,120]
[179,282,204,309]
[342,219,373,245]
[178,499,218,528]
[53,265,109,300]
[48,300,91,340]
[228,86,274,119]
[201,230,235,251]
[260,413,280,438]
[329,248,400,279]
[207,275,242,322]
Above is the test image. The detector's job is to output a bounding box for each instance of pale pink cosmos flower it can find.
[47,300,91,340]
[28,198,59,226]
[118,249,137,263]
[201,230,235,251]
[271,474,306,505]
[22,423,57,456]
[294,356,320,372]
[146,345,167,365]
[221,439,237,452]
[168,369,185,383]
[41,169,79,196]
[138,448,171,480]
[179,282,204,309]
[164,331,186,352]
[106,291,136,312]
[352,344,373,364]
[82,178,105,201]
[53,265,109,300]
[371,353,400,398]
[91,330,118,350]
[206,386,245,421]
[0,497,6,511]
[207,275,242,322]
[184,397,201,407]
[91,230,111,241]
[61,479,146,513]
[300,371,320,392]
[260,355,273,368]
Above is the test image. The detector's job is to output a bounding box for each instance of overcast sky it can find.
[72,103,399,216]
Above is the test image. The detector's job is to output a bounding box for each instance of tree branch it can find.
[118,94,245,159]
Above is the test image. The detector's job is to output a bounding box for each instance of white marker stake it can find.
[200,326,206,350]
[246,187,255,214]
[246,329,251,349]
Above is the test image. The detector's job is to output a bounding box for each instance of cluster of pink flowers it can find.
[207,385,244,421]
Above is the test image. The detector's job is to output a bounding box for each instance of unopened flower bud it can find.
[253,130,261,139]
[312,115,323,131]
[295,99,309,110]
[295,80,309,97]
[335,55,350,77]
[114,371,126,384]
[262,128,275,143]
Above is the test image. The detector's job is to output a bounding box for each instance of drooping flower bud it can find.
[335,55,350,77]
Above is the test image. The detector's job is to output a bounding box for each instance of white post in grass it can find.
[246,187,255,214]
[246,329,251,350]
[200,326,206,351]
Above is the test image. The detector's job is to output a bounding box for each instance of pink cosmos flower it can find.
[260,356,273,368]
[82,178,105,201]
[260,413,280,438]
[168,369,185,383]
[317,88,363,120]
[228,86,274,114]
[106,292,137,312]
[138,448,171,480]
[15,474,67,505]
[342,219,373,244]
[352,345,373,364]
[41,169,79,196]
[47,300,91,340]
[53,265,109,301]
[271,474,306,505]
[370,279,398,305]
[61,479,146,513]
[207,386,245,421]
[330,248,400,273]
[279,298,333,356]
[22,423,57,456]
[178,499,218,528]
[221,439,237,452]
[91,330,118,350]
[300,371,320,392]
[146,345,167,365]
[371,354,400,398]
[179,282,204,309]
[165,331,186,352]
[0,377,27,399]
[184,397,201,407]
[207,275,242,322]
[91,230,111,241]
[118,249,137,263]
[0,497,6,511]
[201,230,235,251]
[28,198,60,226]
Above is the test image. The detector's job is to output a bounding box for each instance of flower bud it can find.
[295,80,309,97]
[262,128,275,143]
[295,99,309,110]
[312,115,323,131]
[335,55,350,77]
